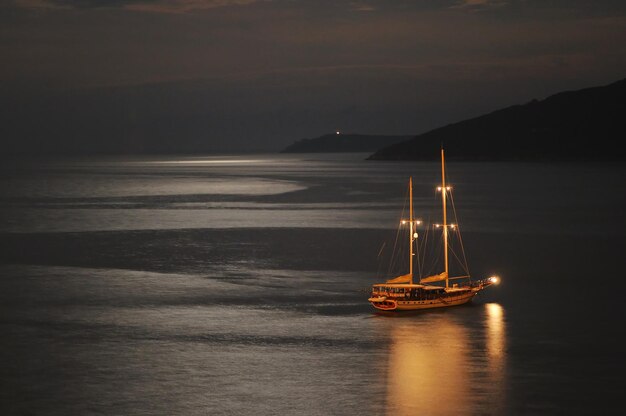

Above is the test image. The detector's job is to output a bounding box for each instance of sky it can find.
[1,0,626,153]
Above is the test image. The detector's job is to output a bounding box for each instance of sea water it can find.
[1,153,624,415]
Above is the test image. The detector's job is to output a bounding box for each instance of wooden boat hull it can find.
[369,290,478,311]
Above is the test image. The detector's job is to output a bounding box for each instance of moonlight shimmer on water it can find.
[1,154,625,414]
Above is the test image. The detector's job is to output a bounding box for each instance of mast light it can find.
[401,219,421,226]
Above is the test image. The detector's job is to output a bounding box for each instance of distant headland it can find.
[368,78,626,161]
[280,133,413,153]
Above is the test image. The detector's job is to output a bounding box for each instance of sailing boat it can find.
[368,149,499,311]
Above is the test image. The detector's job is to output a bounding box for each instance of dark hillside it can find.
[368,78,626,161]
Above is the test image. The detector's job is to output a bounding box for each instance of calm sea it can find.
[1,153,624,415]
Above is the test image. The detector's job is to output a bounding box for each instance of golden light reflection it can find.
[486,303,505,360]
[485,303,506,405]
[484,303,507,413]
[380,306,507,416]
[384,317,470,416]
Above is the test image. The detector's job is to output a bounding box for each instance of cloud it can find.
[349,2,376,12]
[14,0,264,13]
[124,0,262,14]
[13,0,64,9]
[15,0,132,9]
[450,0,507,10]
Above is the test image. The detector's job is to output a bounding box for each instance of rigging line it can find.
[387,198,405,276]
[448,188,471,280]
[377,241,386,258]
[421,224,443,279]
[445,232,469,275]
[418,214,432,279]
[420,190,442,279]
[387,183,409,277]
[375,241,386,278]
[416,221,423,279]
[448,243,470,276]
[415,224,421,280]
[387,223,402,277]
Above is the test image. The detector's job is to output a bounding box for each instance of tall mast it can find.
[441,148,449,288]
[409,177,414,285]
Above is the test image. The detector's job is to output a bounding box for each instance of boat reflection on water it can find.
[485,303,506,361]
[380,304,507,416]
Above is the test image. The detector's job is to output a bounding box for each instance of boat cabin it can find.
[371,283,471,301]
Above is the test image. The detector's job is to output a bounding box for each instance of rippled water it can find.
[1,154,624,415]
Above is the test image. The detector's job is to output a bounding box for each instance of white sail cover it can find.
[419,272,447,283]
[386,273,412,284]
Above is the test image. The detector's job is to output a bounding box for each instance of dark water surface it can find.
[1,154,624,415]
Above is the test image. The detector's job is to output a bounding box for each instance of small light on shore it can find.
[336,131,340,135]
[489,275,500,284]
